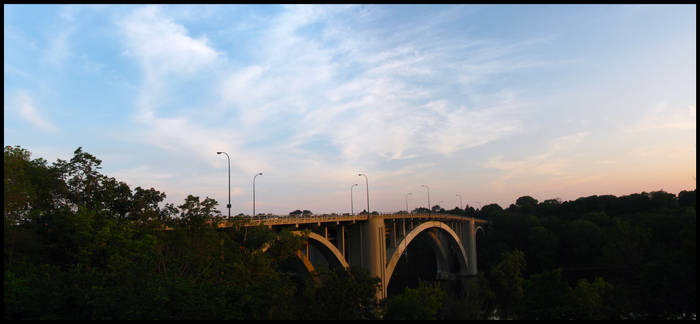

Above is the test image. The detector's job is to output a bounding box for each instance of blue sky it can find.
[4,4,696,215]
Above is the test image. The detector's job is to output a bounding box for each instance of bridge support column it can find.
[340,225,345,257]
[366,215,387,299]
[466,219,477,275]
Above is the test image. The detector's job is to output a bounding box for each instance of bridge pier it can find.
[366,215,387,299]
[466,219,477,276]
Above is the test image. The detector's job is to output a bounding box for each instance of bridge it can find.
[219,213,487,299]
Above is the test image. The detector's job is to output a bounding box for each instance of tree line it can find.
[4,145,696,319]
[471,189,696,319]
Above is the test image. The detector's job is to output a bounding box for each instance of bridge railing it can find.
[213,213,486,228]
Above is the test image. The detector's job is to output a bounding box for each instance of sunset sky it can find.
[4,4,696,215]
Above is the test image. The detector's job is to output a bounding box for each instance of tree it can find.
[516,195,538,209]
[562,219,603,267]
[479,203,503,219]
[296,267,380,320]
[131,186,166,217]
[177,195,221,229]
[489,249,526,319]
[4,145,37,225]
[537,198,561,215]
[511,196,539,214]
[411,207,430,214]
[441,274,496,320]
[98,177,133,219]
[52,147,105,210]
[519,268,573,319]
[525,226,558,273]
[571,277,615,319]
[678,189,696,207]
[648,190,677,209]
[383,280,446,320]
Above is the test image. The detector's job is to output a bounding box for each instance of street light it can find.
[421,184,430,213]
[405,192,412,213]
[216,152,231,220]
[456,194,463,210]
[253,172,263,217]
[350,183,358,215]
[358,173,369,215]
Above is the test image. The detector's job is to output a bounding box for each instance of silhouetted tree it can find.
[383,280,446,320]
[489,250,526,319]
[479,203,503,219]
[678,189,696,207]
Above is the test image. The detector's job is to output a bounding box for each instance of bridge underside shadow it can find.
[387,229,467,296]
[273,231,350,284]
[387,231,438,296]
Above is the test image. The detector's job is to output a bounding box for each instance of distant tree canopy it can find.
[477,189,696,320]
[411,207,431,214]
[516,196,538,208]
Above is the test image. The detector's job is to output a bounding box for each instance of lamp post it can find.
[358,173,369,214]
[405,192,412,213]
[216,152,231,220]
[456,194,463,210]
[350,183,358,215]
[253,172,262,217]
[421,184,430,213]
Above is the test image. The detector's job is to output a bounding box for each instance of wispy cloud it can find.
[118,5,222,122]
[119,6,220,78]
[113,5,573,211]
[41,6,84,67]
[215,5,536,164]
[624,103,696,132]
[109,165,174,187]
[116,5,250,173]
[11,90,58,132]
[483,131,591,188]
[43,26,74,67]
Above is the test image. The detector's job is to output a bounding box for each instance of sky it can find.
[4,4,696,215]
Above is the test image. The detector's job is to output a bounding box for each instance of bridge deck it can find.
[215,213,487,228]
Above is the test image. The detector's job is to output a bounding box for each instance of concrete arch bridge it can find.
[222,213,487,299]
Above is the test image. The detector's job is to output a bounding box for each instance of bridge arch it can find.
[385,221,469,289]
[301,231,350,271]
[258,231,349,277]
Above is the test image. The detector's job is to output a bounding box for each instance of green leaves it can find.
[383,280,446,320]
[489,250,526,319]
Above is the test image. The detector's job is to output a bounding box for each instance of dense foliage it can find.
[474,189,696,319]
[3,146,380,320]
[4,145,696,319]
